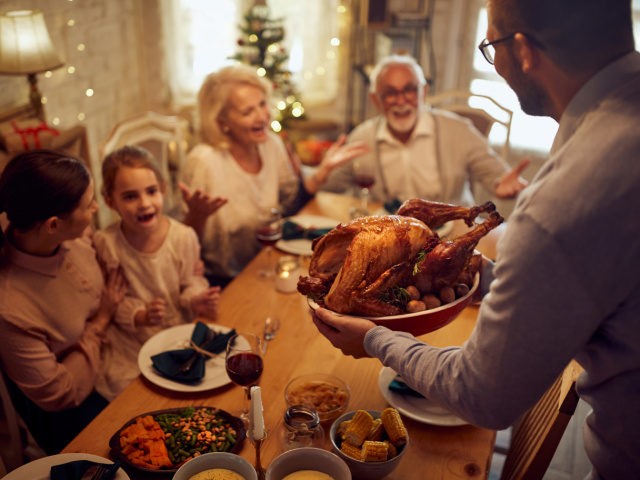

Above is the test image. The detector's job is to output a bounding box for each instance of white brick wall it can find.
[0,0,168,225]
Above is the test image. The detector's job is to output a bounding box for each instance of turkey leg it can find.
[413,211,504,292]
[397,198,496,229]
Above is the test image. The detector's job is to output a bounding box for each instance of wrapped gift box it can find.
[0,119,59,153]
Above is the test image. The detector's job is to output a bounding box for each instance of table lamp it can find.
[0,9,64,122]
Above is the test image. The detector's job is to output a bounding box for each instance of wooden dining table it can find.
[62,192,499,479]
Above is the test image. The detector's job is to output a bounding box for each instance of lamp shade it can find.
[0,9,64,75]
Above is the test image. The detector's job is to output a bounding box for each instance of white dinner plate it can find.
[276,214,339,256]
[377,366,467,426]
[137,323,232,393]
[3,453,130,480]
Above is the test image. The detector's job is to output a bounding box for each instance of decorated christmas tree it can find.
[229,0,305,130]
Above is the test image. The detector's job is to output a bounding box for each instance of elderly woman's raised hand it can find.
[305,134,370,193]
[179,182,228,217]
[321,134,371,171]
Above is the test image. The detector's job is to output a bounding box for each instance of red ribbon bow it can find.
[11,120,60,150]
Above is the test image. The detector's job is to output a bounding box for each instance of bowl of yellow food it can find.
[329,409,409,480]
[284,373,351,424]
[265,447,351,480]
[173,452,257,480]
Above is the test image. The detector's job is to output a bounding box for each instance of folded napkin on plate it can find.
[151,322,236,384]
[384,198,403,214]
[389,377,425,398]
[50,460,120,480]
[282,220,333,240]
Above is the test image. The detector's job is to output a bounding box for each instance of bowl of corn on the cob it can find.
[329,408,409,480]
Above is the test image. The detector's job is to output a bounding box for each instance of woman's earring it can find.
[221,125,230,133]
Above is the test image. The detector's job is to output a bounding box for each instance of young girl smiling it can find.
[94,145,220,399]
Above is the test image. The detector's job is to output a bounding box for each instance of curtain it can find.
[162,0,341,107]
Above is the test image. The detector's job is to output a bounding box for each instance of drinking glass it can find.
[351,159,375,217]
[255,207,283,277]
[225,333,264,423]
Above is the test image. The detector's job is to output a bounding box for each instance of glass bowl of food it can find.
[284,373,351,424]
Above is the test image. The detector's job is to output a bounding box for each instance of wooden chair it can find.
[499,361,583,480]
[0,371,45,474]
[426,90,513,159]
[100,111,190,219]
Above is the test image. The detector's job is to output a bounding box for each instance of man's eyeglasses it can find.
[379,85,420,104]
[478,32,545,65]
[477,33,516,65]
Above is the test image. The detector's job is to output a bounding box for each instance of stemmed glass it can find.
[225,333,264,424]
[255,207,283,277]
[351,158,375,217]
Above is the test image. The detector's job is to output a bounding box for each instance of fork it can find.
[80,463,112,480]
[179,327,216,373]
[262,316,280,354]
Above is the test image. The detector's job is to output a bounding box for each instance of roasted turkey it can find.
[297,199,503,316]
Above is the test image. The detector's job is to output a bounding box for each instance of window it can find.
[162,0,239,105]
[470,2,640,154]
[470,8,558,154]
[162,0,342,107]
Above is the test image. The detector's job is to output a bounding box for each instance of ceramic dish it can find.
[308,273,478,337]
[173,452,257,480]
[377,367,467,426]
[109,406,245,475]
[2,453,129,480]
[330,410,408,480]
[137,323,232,392]
[276,214,339,256]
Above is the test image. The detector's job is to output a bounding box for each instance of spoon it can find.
[262,316,280,354]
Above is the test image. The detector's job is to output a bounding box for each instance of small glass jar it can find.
[280,405,325,451]
[275,255,301,293]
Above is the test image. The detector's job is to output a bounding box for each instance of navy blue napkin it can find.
[282,220,332,240]
[150,322,236,384]
[50,460,120,480]
[389,378,425,398]
[384,198,403,214]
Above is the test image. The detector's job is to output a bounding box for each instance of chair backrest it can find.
[426,90,513,159]
[99,111,189,218]
[500,360,583,480]
[0,371,46,474]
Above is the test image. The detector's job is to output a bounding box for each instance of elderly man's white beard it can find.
[386,106,418,136]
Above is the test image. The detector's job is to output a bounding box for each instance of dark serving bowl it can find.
[108,406,245,475]
[309,273,479,337]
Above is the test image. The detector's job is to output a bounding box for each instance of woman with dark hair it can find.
[0,150,125,453]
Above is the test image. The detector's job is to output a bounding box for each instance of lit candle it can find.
[250,385,265,440]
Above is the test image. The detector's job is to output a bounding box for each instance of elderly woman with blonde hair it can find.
[180,64,368,286]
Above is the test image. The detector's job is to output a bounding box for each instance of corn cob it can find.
[344,410,375,447]
[381,408,408,447]
[362,440,389,462]
[337,419,352,439]
[340,441,363,460]
[366,418,384,441]
[385,440,398,459]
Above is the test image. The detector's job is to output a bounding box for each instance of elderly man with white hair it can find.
[322,54,529,207]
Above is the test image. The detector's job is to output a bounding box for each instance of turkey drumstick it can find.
[413,211,504,292]
[397,198,496,229]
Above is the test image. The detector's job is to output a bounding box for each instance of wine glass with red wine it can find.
[225,332,264,423]
[255,207,283,277]
[352,158,375,217]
